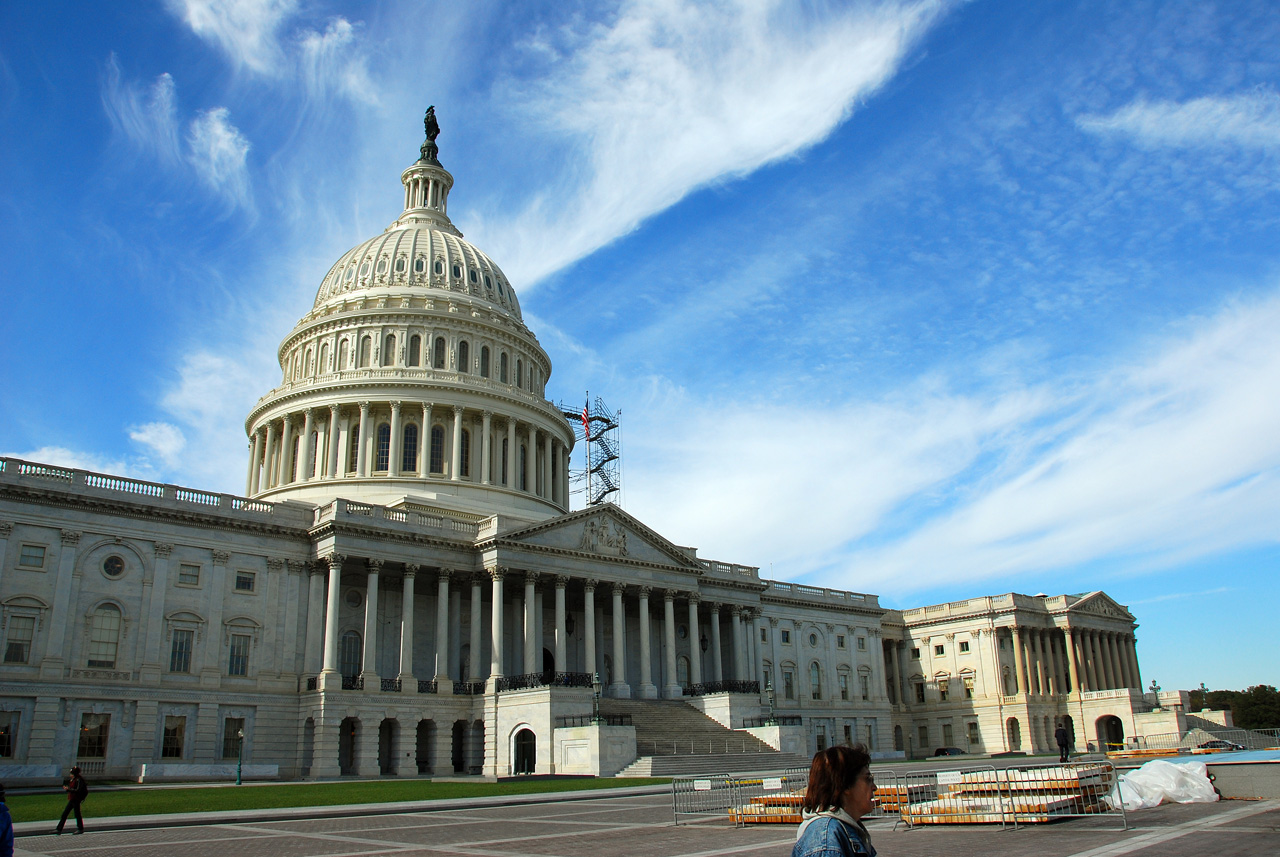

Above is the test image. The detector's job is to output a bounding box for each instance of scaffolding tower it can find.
[560,394,622,508]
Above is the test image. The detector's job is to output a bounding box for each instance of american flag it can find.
[581,403,590,440]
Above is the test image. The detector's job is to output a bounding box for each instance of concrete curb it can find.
[14,783,671,837]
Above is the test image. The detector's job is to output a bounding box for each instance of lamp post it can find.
[236,728,244,786]
[766,679,776,725]
[592,671,601,723]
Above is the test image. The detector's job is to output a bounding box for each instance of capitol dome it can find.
[243,109,573,521]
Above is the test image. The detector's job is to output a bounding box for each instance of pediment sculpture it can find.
[578,516,629,557]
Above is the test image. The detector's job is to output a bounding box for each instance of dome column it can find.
[481,411,493,485]
[278,415,294,485]
[506,419,517,488]
[327,404,342,479]
[299,408,315,483]
[356,402,371,477]
[450,406,464,480]
[524,426,536,493]
[246,429,261,495]
[419,404,431,476]
[389,401,403,477]
[542,433,552,499]
[262,421,277,490]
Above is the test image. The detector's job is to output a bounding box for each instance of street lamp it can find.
[699,633,709,653]
[236,728,245,786]
[765,679,776,725]
[592,671,602,723]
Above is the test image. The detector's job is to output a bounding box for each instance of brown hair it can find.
[802,744,871,812]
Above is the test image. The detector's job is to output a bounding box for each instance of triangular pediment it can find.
[1067,591,1133,621]
[495,504,703,570]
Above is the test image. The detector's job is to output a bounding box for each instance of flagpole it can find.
[584,391,590,507]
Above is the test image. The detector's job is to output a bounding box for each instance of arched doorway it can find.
[378,719,397,775]
[542,647,555,682]
[893,725,904,752]
[451,720,466,773]
[339,717,358,775]
[677,655,690,689]
[1096,715,1125,751]
[1006,717,1021,751]
[513,728,536,774]
[301,718,315,777]
[416,720,434,774]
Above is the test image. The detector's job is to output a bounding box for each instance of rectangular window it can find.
[964,676,975,699]
[77,713,110,758]
[844,724,853,746]
[221,717,245,760]
[781,630,791,644]
[0,712,16,757]
[939,680,949,701]
[942,723,954,746]
[860,674,870,702]
[169,629,193,673]
[999,637,1007,650]
[865,723,874,749]
[917,724,928,748]
[161,716,185,759]
[18,544,46,569]
[783,670,795,700]
[760,628,767,643]
[856,636,866,651]
[967,721,981,747]
[914,682,926,704]
[911,647,920,659]
[234,571,256,592]
[4,615,35,663]
[228,634,250,676]
[839,673,849,701]
[815,727,826,752]
[836,634,845,649]
[959,640,970,653]
[87,609,121,668]
[178,563,200,586]
[934,644,945,656]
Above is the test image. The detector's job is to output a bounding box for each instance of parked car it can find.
[1198,739,1246,751]
[933,747,966,756]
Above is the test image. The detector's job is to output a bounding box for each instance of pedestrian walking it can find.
[0,784,14,857]
[53,765,87,835]
[793,745,877,857]
[1055,722,1070,763]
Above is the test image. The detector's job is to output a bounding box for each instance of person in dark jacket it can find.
[1055,723,1070,763]
[793,745,877,857]
[0,783,14,857]
[53,766,86,835]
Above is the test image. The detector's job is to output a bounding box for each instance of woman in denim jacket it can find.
[792,745,877,857]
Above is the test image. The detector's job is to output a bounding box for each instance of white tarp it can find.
[1105,759,1219,811]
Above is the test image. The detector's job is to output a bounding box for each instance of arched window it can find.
[408,335,421,366]
[457,340,469,373]
[402,424,419,473]
[347,424,360,474]
[810,662,823,700]
[319,343,329,374]
[501,437,509,485]
[383,334,396,366]
[516,359,523,389]
[87,604,122,668]
[480,346,490,378]
[433,337,446,369]
[340,631,362,677]
[304,347,314,376]
[430,426,445,474]
[309,431,319,478]
[460,429,470,477]
[500,353,509,383]
[520,445,527,490]
[358,336,371,368]
[338,339,349,370]
[375,423,391,471]
[290,436,300,482]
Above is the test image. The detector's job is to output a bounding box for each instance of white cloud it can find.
[165,0,296,75]
[128,422,187,469]
[187,107,253,208]
[298,17,378,104]
[100,56,183,165]
[480,0,952,287]
[621,291,1280,596]
[1077,90,1280,150]
[0,446,137,479]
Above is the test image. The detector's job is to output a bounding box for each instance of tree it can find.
[1188,685,1280,730]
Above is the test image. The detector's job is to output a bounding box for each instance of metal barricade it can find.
[1000,761,1127,829]
[672,773,736,825]
[726,770,810,827]
[891,765,1007,828]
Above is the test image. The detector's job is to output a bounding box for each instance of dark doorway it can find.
[339,717,358,775]
[542,647,555,682]
[1096,715,1125,751]
[514,728,536,775]
[451,720,466,773]
[416,720,433,774]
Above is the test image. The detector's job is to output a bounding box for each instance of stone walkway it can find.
[14,792,1279,857]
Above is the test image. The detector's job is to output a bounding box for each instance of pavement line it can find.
[1061,800,1280,857]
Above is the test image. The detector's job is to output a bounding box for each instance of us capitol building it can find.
[0,112,1185,783]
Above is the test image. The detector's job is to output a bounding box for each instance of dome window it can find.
[452,264,461,279]
[395,258,406,273]
[360,262,371,277]
[458,341,469,374]
[496,280,505,297]
[345,267,355,282]
[468,269,477,283]
[484,274,492,289]
[408,335,421,366]
[377,259,388,274]
[434,259,443,275]
[415,258,425,273]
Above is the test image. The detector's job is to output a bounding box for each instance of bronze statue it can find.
[420,106,441,164]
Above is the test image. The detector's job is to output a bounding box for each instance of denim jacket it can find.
[792,808,875,857]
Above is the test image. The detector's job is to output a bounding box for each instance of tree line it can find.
[1188,685,1280,730]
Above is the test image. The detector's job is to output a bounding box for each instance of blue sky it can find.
[2,1,1277,692]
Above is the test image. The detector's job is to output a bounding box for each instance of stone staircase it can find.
[599,698,811,777]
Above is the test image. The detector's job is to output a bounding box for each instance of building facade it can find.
[0,114,1163,783]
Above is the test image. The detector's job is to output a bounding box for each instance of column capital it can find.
[582,578,597,593]
[266,558,286,572]
[524,570,540,584]
[487,565,506,581]
[768,616,778,627]
[366,558,384,572]
[358,401,370,414]
[404,563,420,577]
[212,550,231,566]
[554,574,569,589]
[0,521,11,538]
[687,593,700,605]
[482,409,493,419]
[324,552,346,570]
[827,623,836,633]
[60,529,82,546]
[281,413,294,428]
[709,602,722,615]
[153,542,173,558]
[437,567,453,582]
[637,585,652,598]
[453,404,464,415]
[390,400,402,413]
[611,581,626,596]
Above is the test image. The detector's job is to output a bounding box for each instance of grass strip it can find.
[9,777,670,823]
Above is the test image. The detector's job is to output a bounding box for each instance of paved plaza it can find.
[12,790,1280,857]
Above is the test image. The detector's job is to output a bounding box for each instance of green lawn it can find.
[8,777,670,823]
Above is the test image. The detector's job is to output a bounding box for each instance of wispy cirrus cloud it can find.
[188,107,253,207]
[1077,90,1280,150]
[128,422,187,469]
[101,56,183,165]
[165,0,297,75]
[479,0,954,287]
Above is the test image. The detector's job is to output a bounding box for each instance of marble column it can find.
[1108,632,1125,690]
[481,411,493,485]
[583,580,597,677]
[1065,628,1081,692]
[262,422,277,489]
[1012,627,1028,695]
[419,403,431,477]
[1128,635,1143,691]
[687,595,702,687]
[361,559,382,684]
[321,553,345,675]
[524,426,536,493]
[304,563,326,675]
[506,419,517,488]
[469,574,483,682]
[710,604,724,682]
[662,590,680,698]
[246,430,261,494]
[543,433,552,499]
[389,401,402,476]
[300,409,315,482]
[523,573,539,675]
[399,566,417,685]
[637,587,656,697]
[328,404,342,479]
[731,607,745,683]
[451,406,464,480]
[554,575,568,675]
[356,402,371,477]
[1082,630,1099,691]
[610,583,629,697]
[435,570,452,689]
[278,415,294,485]
[488,568,505,683]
